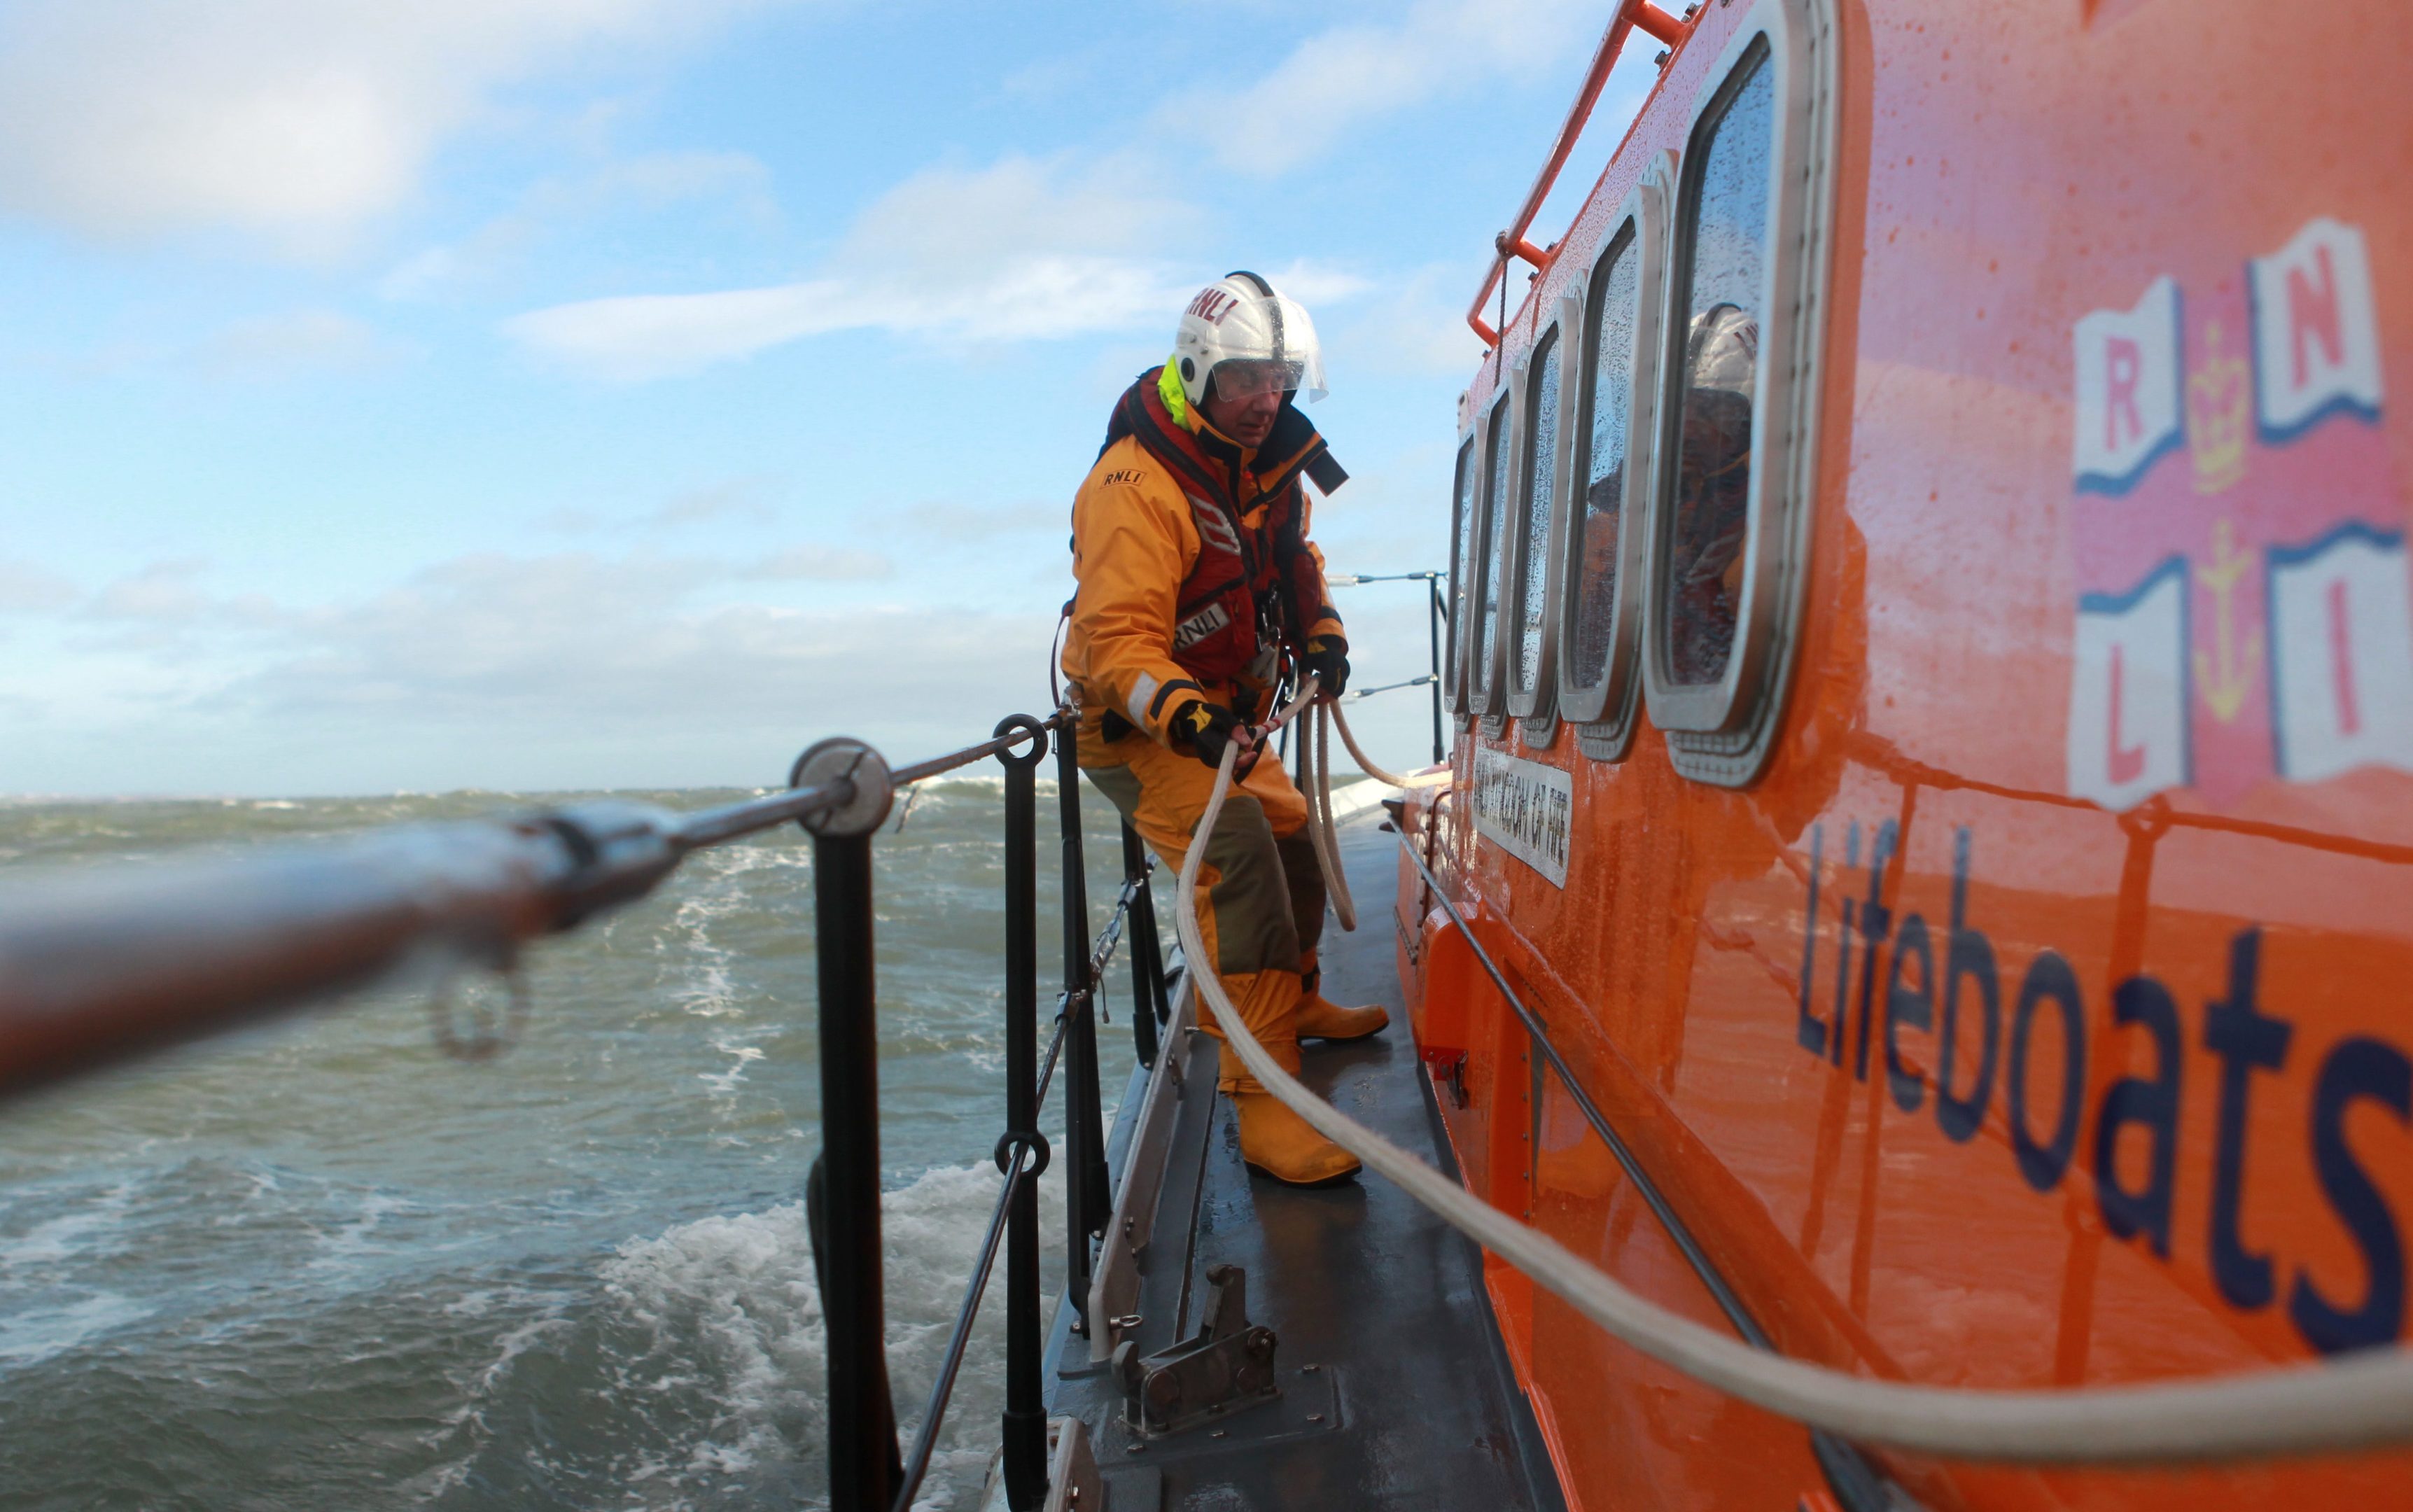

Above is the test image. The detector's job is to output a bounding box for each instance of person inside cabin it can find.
[1667,302,1758,682]
[1059,272,1386,1187]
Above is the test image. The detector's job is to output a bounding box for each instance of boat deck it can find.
[1042,801,1567,1511]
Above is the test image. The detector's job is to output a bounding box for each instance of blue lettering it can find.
[1884,913,1933,1113]
[2094,975,2181,1258]
[1796,823,1827,1057]
[2204,928,2291,1311]
[2290,1036,2409,1354]
[2008,950,2085,1194]
[1853,820,1898,1082]
[1936,828,1999,1143]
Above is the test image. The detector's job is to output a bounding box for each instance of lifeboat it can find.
[1378,0,2413,1505]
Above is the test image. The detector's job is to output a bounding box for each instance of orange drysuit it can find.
[1063,366,1344,1093]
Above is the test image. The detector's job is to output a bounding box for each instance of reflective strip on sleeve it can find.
[1149,678,1203,720]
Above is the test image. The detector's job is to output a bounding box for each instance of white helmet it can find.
[1170,271,1327,407]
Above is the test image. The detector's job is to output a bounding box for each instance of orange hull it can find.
[1404,1,2413,1506]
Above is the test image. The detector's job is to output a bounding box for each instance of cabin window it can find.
[1642,0,1839,787]
[1555,166,1667,762]
[1443,433,1477,715]
[1470,392,1514,715]
[1572,227,1639,687]
[1509,323,1562,720]
[1663,39,1770,688]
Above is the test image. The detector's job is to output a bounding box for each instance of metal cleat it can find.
[1111,1264,1282,1438]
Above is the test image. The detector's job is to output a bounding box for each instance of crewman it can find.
[1061,272,1386,1186]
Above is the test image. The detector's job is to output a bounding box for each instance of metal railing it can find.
[0,708,1178,1512]
[1322,569,1446,767]
[1464,0,1691,348]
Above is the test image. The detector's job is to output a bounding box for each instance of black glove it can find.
[1170,699,1254,772]
[1301,634,1350,699]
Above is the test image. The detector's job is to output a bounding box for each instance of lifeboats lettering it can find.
[1472,747,1571,887]
[1794,820,2411,1357]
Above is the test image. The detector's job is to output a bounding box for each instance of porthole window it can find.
[1442,433,1478,716]
[1505,321,1565,743]
[1469,392,1515,724]
[1641,0,1840,786]
[1555,160,1672,762]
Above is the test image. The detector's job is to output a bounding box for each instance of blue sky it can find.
[0,0,1657,796]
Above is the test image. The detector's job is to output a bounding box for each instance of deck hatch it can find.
[1642,0,1842,785]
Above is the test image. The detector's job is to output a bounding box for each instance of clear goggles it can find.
[1209,358,1310,403]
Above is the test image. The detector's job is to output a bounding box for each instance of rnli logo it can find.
[1171,602,1229,651]
[2064,216,2406,811]
[1186,286,1239,326]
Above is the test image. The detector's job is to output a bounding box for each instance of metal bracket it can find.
[1111,1264,1280,1437]
[1087,977,1196,1361]
[1040,1415,1104,1512]
[1425,1048,1470,1108]
[789,736,894,837]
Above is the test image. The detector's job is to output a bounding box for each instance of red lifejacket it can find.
[1097,368,1347,690]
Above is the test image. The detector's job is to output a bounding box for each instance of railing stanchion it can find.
[1428,573,1448,766]
[1055,718,1112,1331]
[1119,821,1162,1067]
[792,738,902,1512]
[993,716,1051,1512]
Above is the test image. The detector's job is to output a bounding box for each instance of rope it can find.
[1173,681,2413,1466]
[1329,696,1449,790]
[1297,699,1355,933]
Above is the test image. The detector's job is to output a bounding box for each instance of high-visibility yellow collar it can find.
[1160,357,1261,464]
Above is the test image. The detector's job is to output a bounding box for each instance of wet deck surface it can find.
[1044,805,1566,1511]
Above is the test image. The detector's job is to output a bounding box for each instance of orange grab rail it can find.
[1466,0,1691,347]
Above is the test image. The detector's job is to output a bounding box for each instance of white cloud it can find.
[904,500,1061,540]
[377,149,776,300]
[90,559,221,624]
[5,546,1070,792]
[505,279,848,379]
[1331,262,1490,377]
[202,550,1058,779]
[743,545,893,581]
[1182,0,1597,175]
[0,561,76,614]
[197,308,398,376]
[652,476,783,529]
[0,0,776,250]
[503,153,1198,379]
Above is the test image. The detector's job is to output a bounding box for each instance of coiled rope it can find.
[1291,696,1452,939]
[1174,680,2413,1465]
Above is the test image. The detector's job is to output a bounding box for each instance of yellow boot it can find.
[1294,993,1389,1041]
[1233,1091,1362,1186]
[1293,948,1387,1041]
[1202,969,1360,1185]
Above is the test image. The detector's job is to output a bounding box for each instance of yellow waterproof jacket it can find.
[1063,368,1345,763]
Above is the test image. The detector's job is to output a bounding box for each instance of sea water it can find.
[0,778,1150,1511]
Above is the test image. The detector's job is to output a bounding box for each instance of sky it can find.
[0,0,1660,797]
